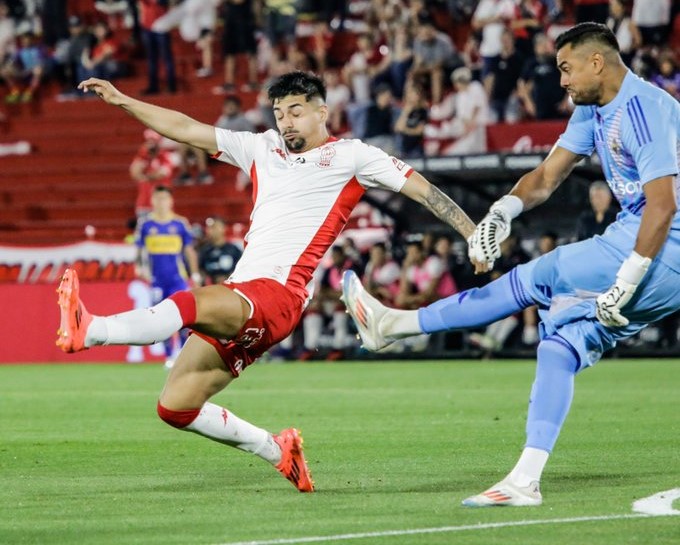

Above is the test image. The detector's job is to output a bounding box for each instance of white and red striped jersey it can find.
[213,128,414,302]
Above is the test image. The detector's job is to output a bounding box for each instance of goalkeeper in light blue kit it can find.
[342,22,680,507]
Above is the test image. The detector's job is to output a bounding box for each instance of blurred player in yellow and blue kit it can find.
[135,186,200,368]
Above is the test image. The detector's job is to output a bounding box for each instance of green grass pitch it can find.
[0,360,678,545]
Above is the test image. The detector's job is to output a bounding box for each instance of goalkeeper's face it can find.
[273,94,329,153]
[556,43,604,106]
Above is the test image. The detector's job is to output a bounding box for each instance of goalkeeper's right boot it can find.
[462,478,542,507]
[56,268,92,353]
[273,428,315,493]
[340,270,397,352]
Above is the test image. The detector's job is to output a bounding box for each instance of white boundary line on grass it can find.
[216,513,666,545]
[216,488,680,545]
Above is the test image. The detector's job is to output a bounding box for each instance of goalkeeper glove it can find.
[595,251,651,327]
[468,195,523,266]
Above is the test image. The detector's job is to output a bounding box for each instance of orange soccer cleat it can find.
[273,428,315,493]
[56,268,92,353]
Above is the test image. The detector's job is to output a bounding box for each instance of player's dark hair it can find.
[153,185,172,195]
[555,22,620,53]
[267,71,326,103]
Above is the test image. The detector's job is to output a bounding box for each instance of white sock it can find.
[332,311,348,349]
[381,309,422,338]
[85,299,183,347]
[185,402,282,464]
[303,313,323,349]
[508,447,549,486]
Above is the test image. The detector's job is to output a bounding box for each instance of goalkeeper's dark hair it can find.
[555,22,620,53]
[267,71,326,103]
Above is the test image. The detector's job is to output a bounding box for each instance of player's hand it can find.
[134,265,151,283]
[595,251,652,328]
[190,272,203,288]
[467,208,511,267]
[595,277,637,327]
[77,78,126,106]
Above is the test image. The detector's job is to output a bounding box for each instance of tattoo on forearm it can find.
[424,184,476,239]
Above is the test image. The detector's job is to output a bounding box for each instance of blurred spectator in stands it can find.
[79,21,125,81]
[0,1,16,64]
[54,16,95,98]
[517,33,567,120]
[396,238,456,310]
[216,94,255,132]
[362,241,401,305]
[468,233,534,354]
[173,146,213,186]
[323,70,350,134]
[409,13,460,104]
[574,0,610,23]
[343,33,384,104]
[216,0,258,93]
[425,66,489,155]
[198,216,243,285]
[263,0,297,61]
[320,0,347,31]
[607,0,641,67]
[395,82,428,158]
[139,0,176,95]
[472,0,511,78]
[130,129,175,217]
[2,30,47,103]
[632,0,671,48]
[651,51,680,100]
[153,0,219,78]
[357,83,399,155]
[575,180,618,241]
[507,0,545,59]
[245,85,277,131]
[40,0,68,48]
[485,29,524,123]
[95,0,132,31]
[300,245,358,361]
[372,21,414,100]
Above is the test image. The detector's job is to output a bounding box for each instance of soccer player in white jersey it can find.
[57,71,481,492]
[342,22,680,506]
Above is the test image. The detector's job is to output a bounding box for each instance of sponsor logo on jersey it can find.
[236,327,266,349]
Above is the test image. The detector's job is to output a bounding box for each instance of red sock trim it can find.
[168,291,197,326]
[157,401,200,429]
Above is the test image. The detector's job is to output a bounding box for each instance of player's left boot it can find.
[56,268,93,353]
[462,478,542,507]
[273,428,315,493]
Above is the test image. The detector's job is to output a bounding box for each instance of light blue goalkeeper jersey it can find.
[557,70,680,267]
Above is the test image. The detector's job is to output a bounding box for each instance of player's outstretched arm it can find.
[78,78,218,155]
[399,171,476,239]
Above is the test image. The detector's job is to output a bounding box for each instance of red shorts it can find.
[193,278,305,377]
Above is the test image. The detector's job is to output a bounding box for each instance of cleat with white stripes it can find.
[462,479,542,507]
[341,270,394,352]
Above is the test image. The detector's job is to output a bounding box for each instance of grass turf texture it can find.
[0,360,678,545]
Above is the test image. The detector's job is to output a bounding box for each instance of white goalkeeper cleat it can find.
[462,478,542,507]
[341,270,393,352]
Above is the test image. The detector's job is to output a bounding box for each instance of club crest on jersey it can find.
[316,145,336,168]
[272,147,286,161]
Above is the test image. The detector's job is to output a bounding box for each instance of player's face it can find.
[273,94,327,152]
[556,44,602,105]
[151,191,173,214]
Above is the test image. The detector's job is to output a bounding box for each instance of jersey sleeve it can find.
[353,140,413,191]
[178,217,194,247]
[621,94,679,184]
[134,221,147,248]
[555,106,595,156]
[213,127,259,172]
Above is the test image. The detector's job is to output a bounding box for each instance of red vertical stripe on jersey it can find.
[285,176,365,298]
[250,161,259,205]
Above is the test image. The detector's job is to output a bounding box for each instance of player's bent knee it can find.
[156,401,201,429]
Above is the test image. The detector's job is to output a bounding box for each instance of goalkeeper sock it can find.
[524,336,577,454]
[418,269,533,333]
